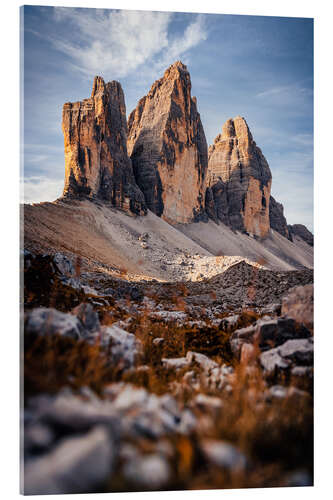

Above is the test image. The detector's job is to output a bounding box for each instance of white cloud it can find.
[21,176,63,204]
[51,8,207,79]
[153,15,207,73]
[51,9,171,78]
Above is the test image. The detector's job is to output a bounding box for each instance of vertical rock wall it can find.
[62,77,146,215]
[269,196,290,239]
[127,61,208,224]
[207,116,272,238]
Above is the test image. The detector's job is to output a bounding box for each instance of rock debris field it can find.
[23,250,314,494]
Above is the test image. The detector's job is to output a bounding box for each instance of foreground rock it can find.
[201,440,247,471]
[25,308,84,340]
[24,426,113,495]
[260,338,313,377]
[24,383,197,493]
[230,317,311,359]
[127,61,208,224]
[100,325,143,369]
[207,116,272,237]
[123,454,171,489]
[62,76,146,215]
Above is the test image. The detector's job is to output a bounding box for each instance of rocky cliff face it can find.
[127,61,208,224]
[207,116,272,238]
[269,196,290,239]
[288,224,314,247]
[62,76,146,215]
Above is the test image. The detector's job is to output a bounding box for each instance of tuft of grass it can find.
[24,333,123,400]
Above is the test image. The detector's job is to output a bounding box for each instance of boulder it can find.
[230,317,311,358]
[281,284,314,330]
[25,308,84,340]
[72,303,101,338]
[260,338,313,375]
[23,252,85,311]
[100,325,143,369]
[123,454,171,489]
[200,439,248,470]
[24,426,113,495]
[30,390,120,432]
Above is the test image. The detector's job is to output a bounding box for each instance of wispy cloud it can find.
[152,15,207,73]
[256,85,293,99]
[50,8,207,79]
[255,82,313,113]
[21,176,63,204]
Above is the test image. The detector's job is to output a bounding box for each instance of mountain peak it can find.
[62,77,146,215]
[207,117,272,238]
[127,63,207,224]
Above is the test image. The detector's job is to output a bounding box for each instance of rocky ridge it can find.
[59,61,313,246]
[269,195,290,239]
[288,224,314,247]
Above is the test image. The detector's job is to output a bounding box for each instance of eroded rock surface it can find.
[281,284,314,330]
[269,196,290,239]
[288,224,314,247]
[62,76,146,215]
[127,61,208,224]
[207,116,272,238]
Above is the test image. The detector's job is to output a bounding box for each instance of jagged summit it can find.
[206,116,272,238]
[127,61,208,224]
[62,76,146,215]
[58,64,312,247]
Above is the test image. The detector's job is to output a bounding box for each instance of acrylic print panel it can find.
[21,4,314,495]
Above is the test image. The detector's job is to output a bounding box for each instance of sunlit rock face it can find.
[62,76,147,215]
[127,61,208,224]
[207,116,272,238]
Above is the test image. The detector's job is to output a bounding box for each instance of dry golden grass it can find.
[23,274,313,491]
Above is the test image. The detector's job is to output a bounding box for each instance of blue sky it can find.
[21,6,313,231]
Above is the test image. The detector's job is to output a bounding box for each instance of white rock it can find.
[149,310,187,323]
[25,308,83,339]
[162,356,189,371]
[260,348,290,374]
[100,325,143,368]
[194,393,223,411]
[123,454,171,489]
[153,337,164,346]
[112,385,149,412]
[201,439,247,470]
[186,351,219,371]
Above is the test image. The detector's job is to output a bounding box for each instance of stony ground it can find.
[22,250,314,494]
